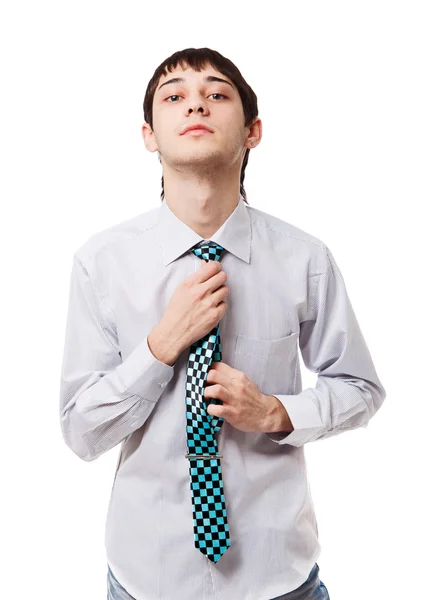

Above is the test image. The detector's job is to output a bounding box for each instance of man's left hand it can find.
[204,361,292,434]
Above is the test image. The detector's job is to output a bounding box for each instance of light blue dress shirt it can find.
[59,196,386,600]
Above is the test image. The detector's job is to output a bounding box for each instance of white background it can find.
[1,1,427,598]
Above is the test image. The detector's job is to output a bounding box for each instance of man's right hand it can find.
[148,260,229,366]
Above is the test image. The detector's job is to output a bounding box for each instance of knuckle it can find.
[238,372,247,386]
[193,288,205,302]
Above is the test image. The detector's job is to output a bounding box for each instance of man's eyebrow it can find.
[156,75,235,93]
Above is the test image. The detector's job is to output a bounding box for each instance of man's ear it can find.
[141,123,158,153]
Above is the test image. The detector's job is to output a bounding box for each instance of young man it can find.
[59,48,386,600]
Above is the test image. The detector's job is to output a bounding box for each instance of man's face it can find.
[143,64,250,172]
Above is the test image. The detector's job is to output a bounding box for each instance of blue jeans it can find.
[107,562,330,599]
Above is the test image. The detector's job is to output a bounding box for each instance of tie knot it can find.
[191,240,225,262]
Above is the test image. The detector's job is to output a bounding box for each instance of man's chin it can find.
[172,151,229,168]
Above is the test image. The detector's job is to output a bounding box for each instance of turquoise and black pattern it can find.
[185,240,231,564]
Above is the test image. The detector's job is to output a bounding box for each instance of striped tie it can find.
[185,240,231,563]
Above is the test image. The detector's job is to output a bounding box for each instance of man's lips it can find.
[182,128,212,135]
[181,124,214,135]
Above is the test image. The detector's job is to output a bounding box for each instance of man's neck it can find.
[163,181,240,239]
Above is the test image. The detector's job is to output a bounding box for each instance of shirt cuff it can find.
[265,392,324,446]
[116,335,175,403]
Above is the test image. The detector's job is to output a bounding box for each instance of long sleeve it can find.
[59,255,175,462]
[266,244,386,447]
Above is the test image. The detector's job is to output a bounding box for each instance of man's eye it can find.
[165,93,227,102]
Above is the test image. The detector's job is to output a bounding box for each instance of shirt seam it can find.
[252,217,325,250]
[75,255,120,355]
[78,221,158,266]
[309,244,328,320]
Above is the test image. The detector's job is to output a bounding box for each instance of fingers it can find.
[194,259,223,283]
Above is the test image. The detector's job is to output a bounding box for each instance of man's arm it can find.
[59,254,175,462]
[265,243,386,447]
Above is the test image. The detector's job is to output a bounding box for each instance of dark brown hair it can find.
[143,47,259,205]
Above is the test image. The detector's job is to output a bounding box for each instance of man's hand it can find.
[204,361,294,434]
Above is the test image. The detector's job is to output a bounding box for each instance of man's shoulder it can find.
[74,204,160,266]
[246,203,326,251]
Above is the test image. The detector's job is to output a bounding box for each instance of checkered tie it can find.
[185,240,231,564]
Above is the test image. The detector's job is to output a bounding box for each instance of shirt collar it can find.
[157,196,252,266]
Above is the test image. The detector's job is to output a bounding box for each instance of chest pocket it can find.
[232,331,299,395]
